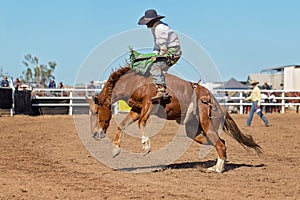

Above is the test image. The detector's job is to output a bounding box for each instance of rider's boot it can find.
[151,84,169,102]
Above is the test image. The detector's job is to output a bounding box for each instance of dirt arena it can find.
[1,112,299,200]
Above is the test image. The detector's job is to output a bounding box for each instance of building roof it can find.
[215,78,250,89]
[260,65,300,73]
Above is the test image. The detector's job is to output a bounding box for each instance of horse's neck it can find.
[98,67,132,106]
[112,72,145,102]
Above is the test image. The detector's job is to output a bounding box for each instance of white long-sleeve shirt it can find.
[151,22,181,56]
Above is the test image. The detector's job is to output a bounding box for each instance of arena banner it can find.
[0,88,13,109]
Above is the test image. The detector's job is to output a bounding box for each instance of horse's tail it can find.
[223,111,262,155]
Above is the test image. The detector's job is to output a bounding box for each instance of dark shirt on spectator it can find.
[1,77,9,87]
[48,80,56,88]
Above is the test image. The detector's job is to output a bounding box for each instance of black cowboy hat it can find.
[138,9,165,25]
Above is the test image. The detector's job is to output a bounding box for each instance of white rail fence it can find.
[5,88,300,116]
[30,88,118,115]
[214,89,300,114]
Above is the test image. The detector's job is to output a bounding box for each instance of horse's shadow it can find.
[117,160,265,173]
[167,160,266,172]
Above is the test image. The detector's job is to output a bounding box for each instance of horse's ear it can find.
[85,96,93,103]
[85,96,98,113]
[94,96,100,105]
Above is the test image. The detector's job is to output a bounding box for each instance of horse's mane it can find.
[96,66,131,105]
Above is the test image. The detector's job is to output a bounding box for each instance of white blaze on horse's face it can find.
[86,97,111,139]
[88,109,100,136]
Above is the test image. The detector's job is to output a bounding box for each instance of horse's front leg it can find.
[112,110,140,157]
[139,101,153,155]
[141,125,151,155]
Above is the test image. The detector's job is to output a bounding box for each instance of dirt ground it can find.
[0,112,299,200]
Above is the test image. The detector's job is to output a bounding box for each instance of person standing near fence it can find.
[87,80,96,96]
[243,80,269,127]
[14,78,22,90]
[268,92,277,113]
[1,76,10,87]
[48,79,56,88]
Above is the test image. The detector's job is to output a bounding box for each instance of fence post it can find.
[281,91,285,114]
[11,87,14,116]
[69,91,73,115]
[239,91,243,114]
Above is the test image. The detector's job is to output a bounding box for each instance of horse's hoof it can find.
[141,136,151,156]
[207,165,224,173]
[93,134,101,140]
[93,132,106,140]
[207,166,217,173]
[112,146,121,158]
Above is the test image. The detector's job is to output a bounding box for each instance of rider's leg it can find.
[149,60,169,101]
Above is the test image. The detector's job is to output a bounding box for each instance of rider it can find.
[138,9,182,101]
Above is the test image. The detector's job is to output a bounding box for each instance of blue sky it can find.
[1,0,299,85]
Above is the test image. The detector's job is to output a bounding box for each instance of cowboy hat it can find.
[250,80,259,85]
[138,9,165,25]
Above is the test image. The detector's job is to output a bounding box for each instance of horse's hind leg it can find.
[112,110,140,157]
[194,129,226,173]
[207,129,226,173]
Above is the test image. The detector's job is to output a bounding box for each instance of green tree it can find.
[21,54,57,87]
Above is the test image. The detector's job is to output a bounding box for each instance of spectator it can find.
[87,80,96,96]
[88,80,95,89]
[224,92,230,102]
[262,82,270,90]
[279,83,284,90]
[224,91,232,112]
[58,81,64,89]
[268,92,277,113]
[48,79,56,88]
[57,81,64,96]
[261,92,269,113]
[1,76,10,87]
[14,78,22,90]
[243,91,250,114]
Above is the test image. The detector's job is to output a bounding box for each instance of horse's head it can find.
[86,96,112,139]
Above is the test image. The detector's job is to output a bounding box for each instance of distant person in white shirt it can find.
[261,92,268,112]
[268,92,277,113]
[87,80,96,96]
[138,9,182,102]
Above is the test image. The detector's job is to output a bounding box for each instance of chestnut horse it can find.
[86,66,261,173]
[272,91,300,113]
[285,92,300,113]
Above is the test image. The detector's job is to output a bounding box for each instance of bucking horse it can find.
[86,66,262,173]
